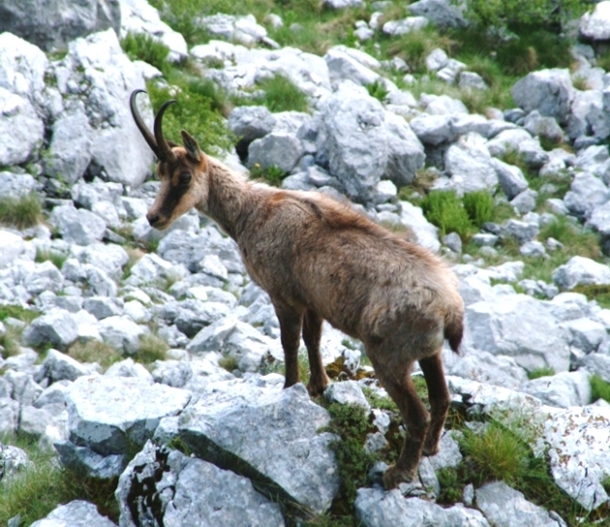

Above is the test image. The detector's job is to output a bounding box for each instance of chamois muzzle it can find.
[130,89,176,162]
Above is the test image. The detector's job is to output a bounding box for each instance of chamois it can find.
[130,90,465,489]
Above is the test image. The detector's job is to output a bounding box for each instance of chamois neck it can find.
[199,157,250,240]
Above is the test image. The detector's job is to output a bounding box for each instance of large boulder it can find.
[465,294,570,372]
[316,82,424,201]
[0,0,120,52]
[178,378,340,515]
[511,69,575,125]
[30,500,117,527]
[116,441,285,527]
[49,29,154,186]
[552,256,610,290]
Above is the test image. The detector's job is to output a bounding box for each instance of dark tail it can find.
[444,311,463,354]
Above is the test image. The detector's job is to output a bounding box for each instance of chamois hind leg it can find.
[302,309,330,397]
[419,352,450,456]
[367,346,430,489]
[274,306,304,389]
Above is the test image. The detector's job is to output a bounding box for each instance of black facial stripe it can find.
[159,180,190,218]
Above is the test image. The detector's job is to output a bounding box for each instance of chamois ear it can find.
[181,130,202,163]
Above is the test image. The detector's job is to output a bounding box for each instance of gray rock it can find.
[316,82,424,201]
[98,316,147,356]
[581,353,610,384]
[325,46,381,87]
[542,405,610,510]
[580,1,610,41]
[382,16,429,36]
[4,370,43,406]
[355,488,490,526]
[561,317,606,353]
[0,443,30,482]
[116,442,285,527]
[45,101,93,184]
[501,219,539,244]
[19,405,55,439]
[553,256,610,290]
[52,29,154,186]
[448,349,527,390]
[408,0,466,29]
[0,0,119,52]
[55,440,126,479]
[41,349,95,384]
[443,133,498,194]
[0,398,19,435]
[248,133,304,174]
[466,295,570,372]
[511,189,538,215]
[0,86,44,167]
[521,370,592,408]
[64,375,191,458]
[30,500,117,527]
[523,110,565,143]
[511,69,575,125]
[25,261,64,296]
[105,358,154,381]
[564,173,610,219]
[22,309,79,350]
[324,380,370,410]
[178,381,340,515]
[323,0,364,8]
[228,106,276,144]
[459,71,488,90]
[83,297,124,320]
[50,205,106,246]
[476,481,566,527]
[491,158,528,200]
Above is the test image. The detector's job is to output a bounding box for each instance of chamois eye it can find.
[178,172,191,185]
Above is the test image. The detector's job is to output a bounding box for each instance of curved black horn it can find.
[154,99,177,162]
[130,90,160,158]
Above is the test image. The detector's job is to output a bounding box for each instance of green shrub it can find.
[249,163,287,187]
[0,305,39,324]
[462,0,589,32]
[120,32,170,73]
[590,374,610,404]
[463,191,493,228]
[0,193,43,230]
[323,402,378,515]
[421,190,473,239]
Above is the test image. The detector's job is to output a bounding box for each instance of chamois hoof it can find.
[306,380,328,398]
[382,464,416,490]
[422,443,441,457]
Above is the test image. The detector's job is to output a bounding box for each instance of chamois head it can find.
[130,89,208,230]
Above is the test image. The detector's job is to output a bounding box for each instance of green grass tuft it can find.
[66,340,121,370]
[365,80,389,103]
[120,32,170,73]
[0,434,119,525]
[136,333,169,364]
[254,74,310,113]
[35,248,68,270]
[463,190,493,228]
[590,374,610,404]
[527,366,556,380]
[0,193,43,230]
[249,163,287,187]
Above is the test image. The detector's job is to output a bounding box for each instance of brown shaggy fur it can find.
[140,125,464,489]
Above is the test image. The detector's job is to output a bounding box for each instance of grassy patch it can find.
[590,374,610,404]
[35,248,68,270]
[527,366,556,380]
[0,434,119,525]
[0,305,39,324]
[572,284,610,310]
[67,340,121,370]
[136,333,169,364]
[120,32,170,73]
[256,74,310,113]
[0,193,43,230]
[323,402,378,518]
[218,355,239,373]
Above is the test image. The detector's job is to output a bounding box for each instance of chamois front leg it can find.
[302,309,330,397]
[274,306,304,389]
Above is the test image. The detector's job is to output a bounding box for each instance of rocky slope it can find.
[1,0,610,526]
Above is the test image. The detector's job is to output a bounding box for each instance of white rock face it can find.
[580,1,610,40]
[553,256,610,290]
